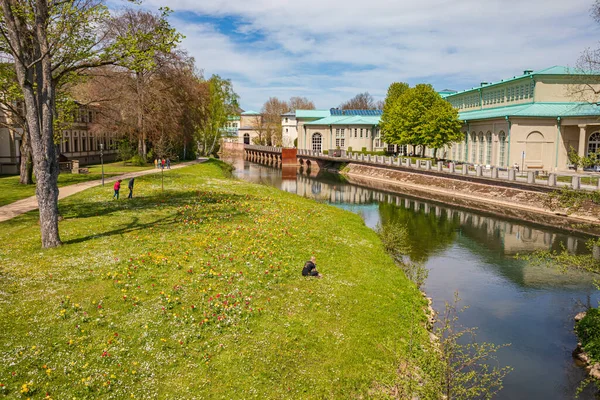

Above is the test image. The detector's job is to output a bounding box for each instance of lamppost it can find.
[100,143,104,186]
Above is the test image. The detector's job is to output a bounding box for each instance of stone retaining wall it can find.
[343,163,600,235]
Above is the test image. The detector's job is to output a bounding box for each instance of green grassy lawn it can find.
[0,173,120,207]
[0,161,432,399]
[0,162,156,207]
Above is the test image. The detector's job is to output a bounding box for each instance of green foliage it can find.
[195,75,239,156]
[381,83,462,157]
[435,293,513,400]
[361,147,367,153]
[544,186,600,214]
[576,308,600,362]
[568,145,600,168]
[111,8,183,75]
[323,150,328,155]
[294,138,298,148]
[116,139,137,162]
[129,154,147,166]
[381,82,409,116]
[347,146,352,152]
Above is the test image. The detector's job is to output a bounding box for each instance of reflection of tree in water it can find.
[378,202,459,263]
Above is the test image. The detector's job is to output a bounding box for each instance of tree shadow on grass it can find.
[61,190,263,245]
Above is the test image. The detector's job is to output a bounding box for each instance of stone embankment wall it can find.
[220,142,245,154]
[342,163,600,235]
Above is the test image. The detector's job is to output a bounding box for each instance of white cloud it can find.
[140,0,600,110]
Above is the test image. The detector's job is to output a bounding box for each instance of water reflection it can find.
[226,156,600,399]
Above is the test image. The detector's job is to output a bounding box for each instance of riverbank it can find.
[0,160,435,398]
[341,163,600,236]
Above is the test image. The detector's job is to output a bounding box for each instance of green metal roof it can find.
[304,115,381,126]
[295,109,330,119]
[445,66,587,99]
[459,102,600,121]
[241,110,260,116]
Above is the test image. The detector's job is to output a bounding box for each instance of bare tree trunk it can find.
[19,129,33,185]
[136,71,146,159]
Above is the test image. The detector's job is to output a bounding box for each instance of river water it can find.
[225,156,600,399]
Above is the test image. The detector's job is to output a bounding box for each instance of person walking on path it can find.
[302,256,321,277]
[161,158,165,169]
[128,178,135,199]
[166,158,171,169]
[113,179,122,200]
[154,158,158,169]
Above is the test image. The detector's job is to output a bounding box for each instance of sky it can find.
[136,0,599,111]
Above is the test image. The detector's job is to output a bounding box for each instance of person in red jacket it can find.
[113,179,122,200]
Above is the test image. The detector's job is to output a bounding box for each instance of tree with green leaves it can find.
[195,75,238,156]
[381,83,462,158]
[0,0,178,248]
[0,0,125,248]
[380,82,409,149]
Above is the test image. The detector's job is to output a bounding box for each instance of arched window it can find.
[486,132,492,164]
[471,132,477,163]
[478,132,484,164]
[588,132,600,155]
[499,131,506,167]
[312,133,322,152]
[243,133,250,145]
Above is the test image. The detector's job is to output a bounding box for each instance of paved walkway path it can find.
[0,159,206,223]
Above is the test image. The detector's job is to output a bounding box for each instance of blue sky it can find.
[139,0,599,111]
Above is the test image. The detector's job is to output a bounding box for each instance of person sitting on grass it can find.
[302,256,321,278]
[113,179,122,200]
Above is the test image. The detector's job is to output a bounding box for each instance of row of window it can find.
[450,82,536,109]
[334,128,381,139]
[61,136,114,153]
[448,131,506,166]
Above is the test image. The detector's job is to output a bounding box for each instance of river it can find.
[225,156,600,399]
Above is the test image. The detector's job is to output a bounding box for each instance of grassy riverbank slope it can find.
[0,161,432,399]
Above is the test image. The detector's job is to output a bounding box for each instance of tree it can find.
[422,99,463,158]
[288,96,315,111]
[195,75,238,156]
[250,115,268,145]
[261,97,288,146]
[339,92,377,110]
[106,8,183,159]
[381,84,462,158]
[0,0,128,248]
[380,82,409,150]
[0,62,31,184]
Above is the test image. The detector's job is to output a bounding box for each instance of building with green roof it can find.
[296,109,389,153]
[294,67,600,171]
[441,66,600,171]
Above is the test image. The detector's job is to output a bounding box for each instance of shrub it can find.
[129,154,146,166]
[294,138,298,148]
[347,146,353,152]
[576,308,600,362]
[361,147,367,153]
